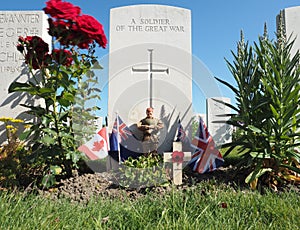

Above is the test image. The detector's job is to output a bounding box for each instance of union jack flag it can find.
[188,116,224,173]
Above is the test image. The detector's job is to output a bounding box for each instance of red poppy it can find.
[172,151,184,164]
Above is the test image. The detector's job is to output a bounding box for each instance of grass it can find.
[0,181,299,230]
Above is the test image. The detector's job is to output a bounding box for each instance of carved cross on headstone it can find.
[132,49,169,108]
[164,142,191,185]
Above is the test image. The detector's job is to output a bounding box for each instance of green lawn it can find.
[1,181,299,230]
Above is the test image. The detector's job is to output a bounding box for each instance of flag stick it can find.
[116,113,121,164]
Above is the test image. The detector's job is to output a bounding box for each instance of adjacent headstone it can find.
[278,6,300,56]
[0,11,51,142]
[164,142,191,185]
[108,5,193,153]
[206,97,232,146]
[279,6,300,152]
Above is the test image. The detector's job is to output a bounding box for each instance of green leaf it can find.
[8,82,32,93]
[42,128,57,136]
[280,163,300,174]
[248,125,262,133]
[19,130,31,141]
[41,135,55,145]
[245,168,272,184]
[269,104,279,119]
[39,87,54,94]
[250,152,271,159]
[41,173,56,188]
[50,165,62,175]
[63,92,74,102]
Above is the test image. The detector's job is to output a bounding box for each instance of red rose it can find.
[44,0,81,21]
[172,151,184,164]
[25,52,50,70]
[26,36,49,55]
[52,49,73,66]
[22,36,50,70]
[16,44,24,53]
[77,40,93,49]
[48,18,70,37]
[76,14,107,48]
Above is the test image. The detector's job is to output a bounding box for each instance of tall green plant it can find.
[7,0,107,188]
[216,23,300,189]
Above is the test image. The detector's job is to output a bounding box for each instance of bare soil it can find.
[38,165,275,203]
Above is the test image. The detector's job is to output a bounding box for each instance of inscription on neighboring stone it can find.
[0,12,44,74]
[0,11,51,142]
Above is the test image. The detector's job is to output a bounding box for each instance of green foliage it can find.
[0,118,41,187]
[118,154,168,189]
[191,116,200,138]
[8,47,101,188]
[123,154,162,168]
[216,28,300,189]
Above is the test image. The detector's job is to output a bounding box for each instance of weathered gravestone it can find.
[207,97,232,146]
[0,11,51,142]
[108,5,193,154]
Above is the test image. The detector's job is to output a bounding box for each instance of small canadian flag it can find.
[78,127,109,160]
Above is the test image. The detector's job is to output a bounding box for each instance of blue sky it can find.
[2,0,300,116]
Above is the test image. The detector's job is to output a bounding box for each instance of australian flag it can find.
[188,116,224,173]
[109,115,142,162]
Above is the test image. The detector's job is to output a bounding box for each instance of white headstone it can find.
[279,6,300,152]
[0,11,51,141]
[279,6,300,56]
[207,97,232,146]
[108,5,193,152]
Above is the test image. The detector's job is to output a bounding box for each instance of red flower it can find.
[52,49,73,66]
[172,151,184,164]
[76,14,107,48]
[20,36,50,70]
[44,0,81,21]
[44,1,107,49]
[16,44,24,53]
[220,202,228,208]
[48,18,70,37]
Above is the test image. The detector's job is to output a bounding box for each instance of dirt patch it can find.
[37,165,253,202]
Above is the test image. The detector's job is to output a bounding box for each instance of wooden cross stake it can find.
[164,142,191,185]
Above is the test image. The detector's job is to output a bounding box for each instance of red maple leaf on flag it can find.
[92,139,104,151]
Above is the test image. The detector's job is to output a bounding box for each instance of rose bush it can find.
[8,0,107,188]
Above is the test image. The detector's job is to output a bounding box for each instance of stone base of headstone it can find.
[106,155,119,171]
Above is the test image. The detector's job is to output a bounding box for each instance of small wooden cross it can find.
[164,142,191,185]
